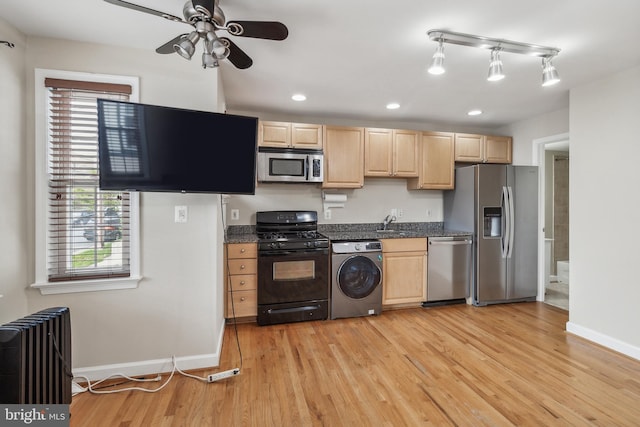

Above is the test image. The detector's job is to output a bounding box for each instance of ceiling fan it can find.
[103,0,288,69]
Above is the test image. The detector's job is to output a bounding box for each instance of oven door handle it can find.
[259,249,329,257]
[267,304,322,315]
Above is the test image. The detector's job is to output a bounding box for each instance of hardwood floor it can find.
[70,303,640,426]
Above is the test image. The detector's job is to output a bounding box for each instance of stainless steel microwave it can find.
[257,148,324,183]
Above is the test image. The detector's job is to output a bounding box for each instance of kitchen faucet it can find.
[382,214,396,230]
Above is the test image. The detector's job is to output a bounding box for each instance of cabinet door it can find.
[364,128,393,176]
[259,121,291,147]
[484,136,512,164]
[323,126,365,188]
[454,133,484,162]
[392,130,419,177]
[407,132,454,190]
[382,250,427,305]
[292,123,323,149]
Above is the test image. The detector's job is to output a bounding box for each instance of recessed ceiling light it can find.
[291,94,306,101]
[386,102,400,110]
[467,109,483,116]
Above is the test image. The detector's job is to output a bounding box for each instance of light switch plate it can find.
[231,209,240,220]
[175,205,188,223]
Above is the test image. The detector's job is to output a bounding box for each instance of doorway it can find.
[533,133,570,310]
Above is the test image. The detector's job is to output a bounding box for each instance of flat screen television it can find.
[97,99,258,194]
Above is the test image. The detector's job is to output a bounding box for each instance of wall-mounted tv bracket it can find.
[1,41,15,48]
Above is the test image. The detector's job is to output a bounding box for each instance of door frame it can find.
[532,132,570,304]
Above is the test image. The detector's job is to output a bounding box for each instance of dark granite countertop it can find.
[225,222,470,244]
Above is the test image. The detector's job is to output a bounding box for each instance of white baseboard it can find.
[566,321,640,361]
[73,323,227,381]
[72,353,220,381]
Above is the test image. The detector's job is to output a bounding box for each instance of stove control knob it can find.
[269,242,277,249]
[354,243,362,251]
[278,242,284,248]
[314,241,320,247]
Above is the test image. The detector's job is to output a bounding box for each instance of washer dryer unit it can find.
[331,240,383,320]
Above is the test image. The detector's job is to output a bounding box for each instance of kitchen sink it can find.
[376,230,406,236]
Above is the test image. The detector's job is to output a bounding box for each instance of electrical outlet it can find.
[231,209,240,220]
[398,209,404,218]
[391,208,397,218]
[207,368,240,382]
[324,209,332,220]
[426,209,432,217]
[175,205,188,223]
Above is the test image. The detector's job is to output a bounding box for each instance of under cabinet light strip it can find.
[427,29,560,58]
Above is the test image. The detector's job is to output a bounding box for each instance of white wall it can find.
[20,36,226,376]
[229,180,443,225]
[0,18,28,323]
[567,65,640,356]
[497,107,570,165]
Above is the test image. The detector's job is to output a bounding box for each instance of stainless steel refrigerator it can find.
[443,164,538,306]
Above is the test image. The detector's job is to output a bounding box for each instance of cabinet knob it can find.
[240,264,245,269]
[240,280,246,285]
[240,248,246,253]
[240,297,246,302]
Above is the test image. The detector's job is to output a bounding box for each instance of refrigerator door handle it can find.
[507,186,515,258]
[501,186,510,258]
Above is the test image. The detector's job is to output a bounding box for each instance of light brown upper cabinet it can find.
[407,131,455,190]
[454,133,512,164]
[259,121,323,150]
[323,126,365,188]
[364,128,419,178]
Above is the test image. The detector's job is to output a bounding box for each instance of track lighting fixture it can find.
[487,49,505,82]
[428,39,445,75]
[541,57,560,86]
[427,29,560,87]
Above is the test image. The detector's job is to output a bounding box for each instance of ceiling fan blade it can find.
[225,21,289,41]
[220,38,253,69]
[156,34,188,54]
[191,0,215,17]
[103,0,186,23]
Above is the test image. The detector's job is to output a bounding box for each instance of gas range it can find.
[256,211,329,251]
[255,210,330,326]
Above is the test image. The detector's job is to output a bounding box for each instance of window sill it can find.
[31,276,143,295]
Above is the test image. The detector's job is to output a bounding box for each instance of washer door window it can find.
[337,255,382,299]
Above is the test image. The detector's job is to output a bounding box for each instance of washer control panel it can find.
[332,240,382,254]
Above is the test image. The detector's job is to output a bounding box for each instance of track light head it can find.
[542,57,560,86]
[487,49,505,82]
[428,40,446,75]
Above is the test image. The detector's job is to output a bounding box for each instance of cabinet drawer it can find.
[382,238,427,253]
[227,258,257,275]
[227,290,257,318]
[227,243,257,259]
[227,274,257,291]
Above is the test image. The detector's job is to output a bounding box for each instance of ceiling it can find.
[2,0,640,128]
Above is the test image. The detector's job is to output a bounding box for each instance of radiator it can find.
[0,307,72,404]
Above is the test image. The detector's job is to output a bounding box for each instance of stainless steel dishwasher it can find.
[425,236,473,304]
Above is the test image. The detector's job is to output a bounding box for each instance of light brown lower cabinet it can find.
[225,243,258,318]
[381,238,428,306]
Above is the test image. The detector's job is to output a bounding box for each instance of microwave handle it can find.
[305,156,310,180]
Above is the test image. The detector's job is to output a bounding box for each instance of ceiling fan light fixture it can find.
[542,57,560,86]
[428,40,445,75]
[206,32,229,58]
[487,49,505,82]
[174,31,200,60]
[202,52,219,68]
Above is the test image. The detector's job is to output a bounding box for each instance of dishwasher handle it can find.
[429,237,472,246]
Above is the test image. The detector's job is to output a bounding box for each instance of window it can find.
[32,70,141,295]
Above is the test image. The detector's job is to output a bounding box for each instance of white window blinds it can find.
[45,78,132,282]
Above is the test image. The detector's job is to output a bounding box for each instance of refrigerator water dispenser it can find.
[483,207,502,238]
